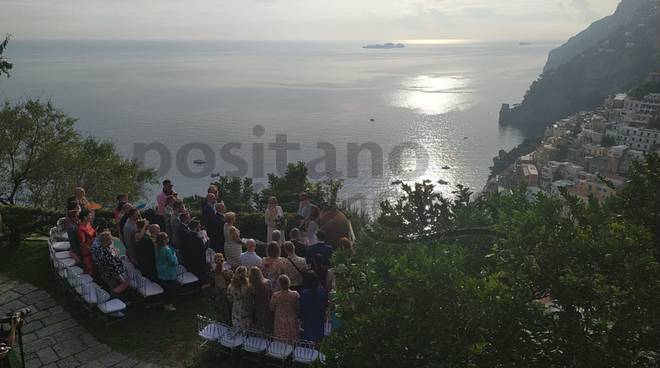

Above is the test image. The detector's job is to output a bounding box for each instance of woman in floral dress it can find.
[270,274,300,343]
[227,266,251,331]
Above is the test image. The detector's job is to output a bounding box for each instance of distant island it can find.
[363,43,405,49]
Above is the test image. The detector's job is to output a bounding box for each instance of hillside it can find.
[500,0,660,136]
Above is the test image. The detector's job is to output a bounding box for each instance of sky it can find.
[0,0,622,42]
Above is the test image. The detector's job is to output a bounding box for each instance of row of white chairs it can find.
[196,315,326,366]
[48,228,128,321]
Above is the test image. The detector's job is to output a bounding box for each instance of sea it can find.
[0,40,556,214]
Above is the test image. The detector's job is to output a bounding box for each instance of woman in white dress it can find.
[304,206,320,246]
[265,196,285,245]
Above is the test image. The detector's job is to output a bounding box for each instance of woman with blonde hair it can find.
[248,266,274,333]
[212,253,232,323]
[265,196,285,245]
[227,266,251,331]
[269,274,300,343]
[223,212,245,268]
[262,241,286,289]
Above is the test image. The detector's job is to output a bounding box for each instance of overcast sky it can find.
[1,0,621,42]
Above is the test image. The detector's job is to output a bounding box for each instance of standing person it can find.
[248,266,274,333]
[227,266,251,331]
[265,196,285,245]
[306,230,334,287]
[289,228,306,258]
[211,253,232,323]
[73,187,89,209]
[201,193,217,229]
[163,195,176,236]
[239,239,262,269]
[65,201,82,263]
[113,193,128,224]
[223,212,245,268]
[136,224,160,281]
[156,179,175,217]
[262,242,286,289]
[181,219,210,287]
[169,200,186,249]
[207,202,226,253]
[155,232,178,312]
[304,207,320,246]
[281,241,308,292]
[77,209,96,275]
[299,271,329,342]
[297,192,316,223]
[270,275,300,343]
[118,203,134,244]
[123,208,148,265]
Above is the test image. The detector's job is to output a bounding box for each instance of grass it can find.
[0,239,228,367]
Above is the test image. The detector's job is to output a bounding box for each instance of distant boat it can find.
[442,165,451,170]
[519,42,532,46]
[363,43,405,49]
[463,136,468,139]
[370,118,375,122]
[210,173,220,178]
[438,179,449,185]
[193,159,206,165]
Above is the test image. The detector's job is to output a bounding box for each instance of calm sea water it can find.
[0,40,555,213]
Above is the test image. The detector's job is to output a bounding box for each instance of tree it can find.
[255,161,324,212]
[0,34,12,78]
[0,99,156,207]
[210,176,256,212]
[325,155,660,367]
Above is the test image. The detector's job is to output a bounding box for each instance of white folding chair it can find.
[176,264,199,286]
[133,273,164,303]
[243,329,269,354]
[95,288,127,324]
[293,340,320,364]
[219,327,245,350]
[197,315,227,346]
[265,336,293,361]
[205,248,216,270]
[324,321,332,337]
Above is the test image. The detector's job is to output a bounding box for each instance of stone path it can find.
[0,274,160,368]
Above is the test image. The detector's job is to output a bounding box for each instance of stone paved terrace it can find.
[0,274,161,368]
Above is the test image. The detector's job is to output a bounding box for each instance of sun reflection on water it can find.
[393,75,471,115]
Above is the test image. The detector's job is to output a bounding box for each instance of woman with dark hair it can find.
[227,266,251,331]
[270,275,299,343]
[299,271,329,342]
[248,266,273,333]
[77,208,96,275]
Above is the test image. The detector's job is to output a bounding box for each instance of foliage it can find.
[629,80,660,99]
[325,154,660,367]
[0,34,11,78]
[0,99,157,207]
[209,176,256,212]
[376,181,486,241]
[255,161,325,211]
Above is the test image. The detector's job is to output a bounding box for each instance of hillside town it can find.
[487,73,660,201]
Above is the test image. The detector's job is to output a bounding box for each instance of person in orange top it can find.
[77,209,97,275]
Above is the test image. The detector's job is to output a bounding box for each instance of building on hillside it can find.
[519,164,539,187]
[612,124,660,152]
[621,94,660,127]
[550,180,575,197]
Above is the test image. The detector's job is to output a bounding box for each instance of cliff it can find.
[500,0,660,136]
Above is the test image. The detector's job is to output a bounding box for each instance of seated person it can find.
[95,232,129,296]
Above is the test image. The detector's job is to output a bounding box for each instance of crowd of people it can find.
[60,181,355,343]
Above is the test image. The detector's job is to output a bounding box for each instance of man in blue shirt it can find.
[305,230,334,266]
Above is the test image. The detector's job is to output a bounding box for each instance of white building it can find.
[621,94,660,126]
[613,124,660,152]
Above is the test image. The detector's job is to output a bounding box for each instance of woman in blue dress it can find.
[299,271,329,342]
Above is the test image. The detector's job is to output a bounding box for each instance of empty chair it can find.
[293,340,320,365]
[219,327,245,350]
[266,336,293,361]
[176,264,199,286]
[205,248,216,270]
[95,288,127,320]
[242,329,269,354]
[197,315,227,345]
[324,321,332,337]
[133,273,164,299]
[80,281,100,305]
